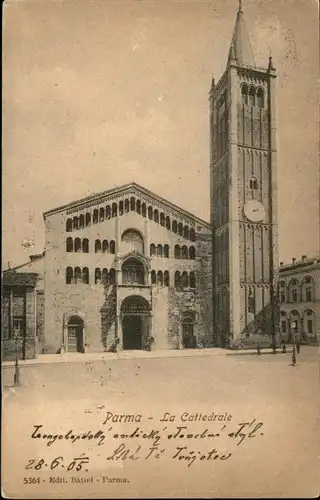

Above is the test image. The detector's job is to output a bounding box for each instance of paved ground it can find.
[2,347,319,499]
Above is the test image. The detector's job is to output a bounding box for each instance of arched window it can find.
[142,203,146,217]
[73,216,79,231]
[249,86,255,106]
[66,267,73,284]
[99,207,105,221]
[172,220,178,233]
[278,281,286,304]
[82,238,89,253]
[102,268,108,284]
[79,214,85,229]
[136,200,141,214]
[85,213,91,227]
[74,238,81,253]
[110,240,116,254]
[190,228,196,242]
[66,218,73,232]
[174,245,181,259]
[157,271,163,286]
[109,268,116,285]
[181,271,188,288]
[160,213,165,226]
[74,266,82,284]
[182,245,188,259]
[157,244,163,257]
[112,203,117,217]
[150,243,156,256]
[124,199,129,213]
[119,201,124,215]
[288,278,300,303]
[249,176,258,190]
[154,209,159,223]
[189,246,195,260]
[151,270,156,284]
[178,223,183,236]
[257,88,264,108]
[82,267,89,284]
[183,225,189,239]
[301,276,314,302]
[66,237,73,253]
[280,310,287,333]
[102,239,109,253]
[303,309,316,339]
[174,271,181,288]
[241,84,248,105]
[166,216,171,230]
[93,209,98,224]
[122,258,145,285]
[164,244,169,258]
[164,270,170,286]
[121,229,144,254]
[95,268,101,284]
[130,197,135,211]
[106,205,111,219]
[189,272,196,289]
[95,239,101,253]
[148,206,153,220]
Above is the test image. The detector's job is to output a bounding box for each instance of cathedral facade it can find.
[2,3,287,359]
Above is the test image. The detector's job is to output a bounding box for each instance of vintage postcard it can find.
[2,0,319,498]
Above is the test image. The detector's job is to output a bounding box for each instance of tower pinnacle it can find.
[228,1,255,67]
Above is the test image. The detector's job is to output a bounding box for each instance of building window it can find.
[66,218,73,232]
[142,203,146,217]
[189,228,196,242]
[281,320,287,333]
[166,216,171,230]
[110,240,116,254]
[106,205,111,219]
[102,240,109,253]
[74,238,81,253]
[249,176,258,190]
[121,230,144,254]
[74,267,82,284]
[93,209,98,224]
[73,216,79,231]
[85,213,91,226]
[151,270,156,284]
[307,320,313,334]
[160,213,165,226]
[248,86,255,106]
[174,271,180,288]
[136,200,141,214]
[189,272,196,289]
[109,268,116,285]
[66,237,73,253]
[122,258,145,285]
[99,208,105,221]
[181,271,188,288]
[79,214,85,229]
[178,223,183,236]
[257,88,264,108]
[164,271,169,286]
[183,226,189,239]
[66,267,73,284]
[82,238,89,253]
[292,289,297,302]
[182,246,188,259]
[112,203,117,217]
[189,246,196,260]
[119,201,124,215]
[157,270,163,286]
[157,244,163,257]
[241,84,248,105]
[289,279,300,303]
[82,267,89,284]
[148,206,153,220]
[150,244,156,256]
[95,268,101,284]
[172,220,178,233]
[306,287,312,302]
[102,268,108,284]
[95,239,101,253]
[154,210,159,223]
[130,197,135,211]
[174,245,181,259]
[164,244,169,258]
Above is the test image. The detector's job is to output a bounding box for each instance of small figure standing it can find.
[296,337,301,354]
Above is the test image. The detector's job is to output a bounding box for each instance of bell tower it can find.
[210,1,279,346]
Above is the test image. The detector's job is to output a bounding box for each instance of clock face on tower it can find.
[243,200,266,222]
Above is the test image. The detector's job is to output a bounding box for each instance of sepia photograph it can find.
[2,0,319,498]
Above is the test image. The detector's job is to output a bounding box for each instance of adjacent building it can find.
[278,256,320,343]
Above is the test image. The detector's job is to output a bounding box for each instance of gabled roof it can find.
[43,182,211,228]
[228,1,255,67]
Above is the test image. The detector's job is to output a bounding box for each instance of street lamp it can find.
[13,319,22,386]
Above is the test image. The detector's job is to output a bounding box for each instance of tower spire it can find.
[228,1,255,67]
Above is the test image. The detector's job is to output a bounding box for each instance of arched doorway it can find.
[181,312,197,349]
[121,296,150,350]
[67,316,84,352]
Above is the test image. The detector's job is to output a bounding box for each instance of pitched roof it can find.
[228,1,255,67]
[43,182,211,228]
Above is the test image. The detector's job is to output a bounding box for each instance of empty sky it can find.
[3,0,319,268]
